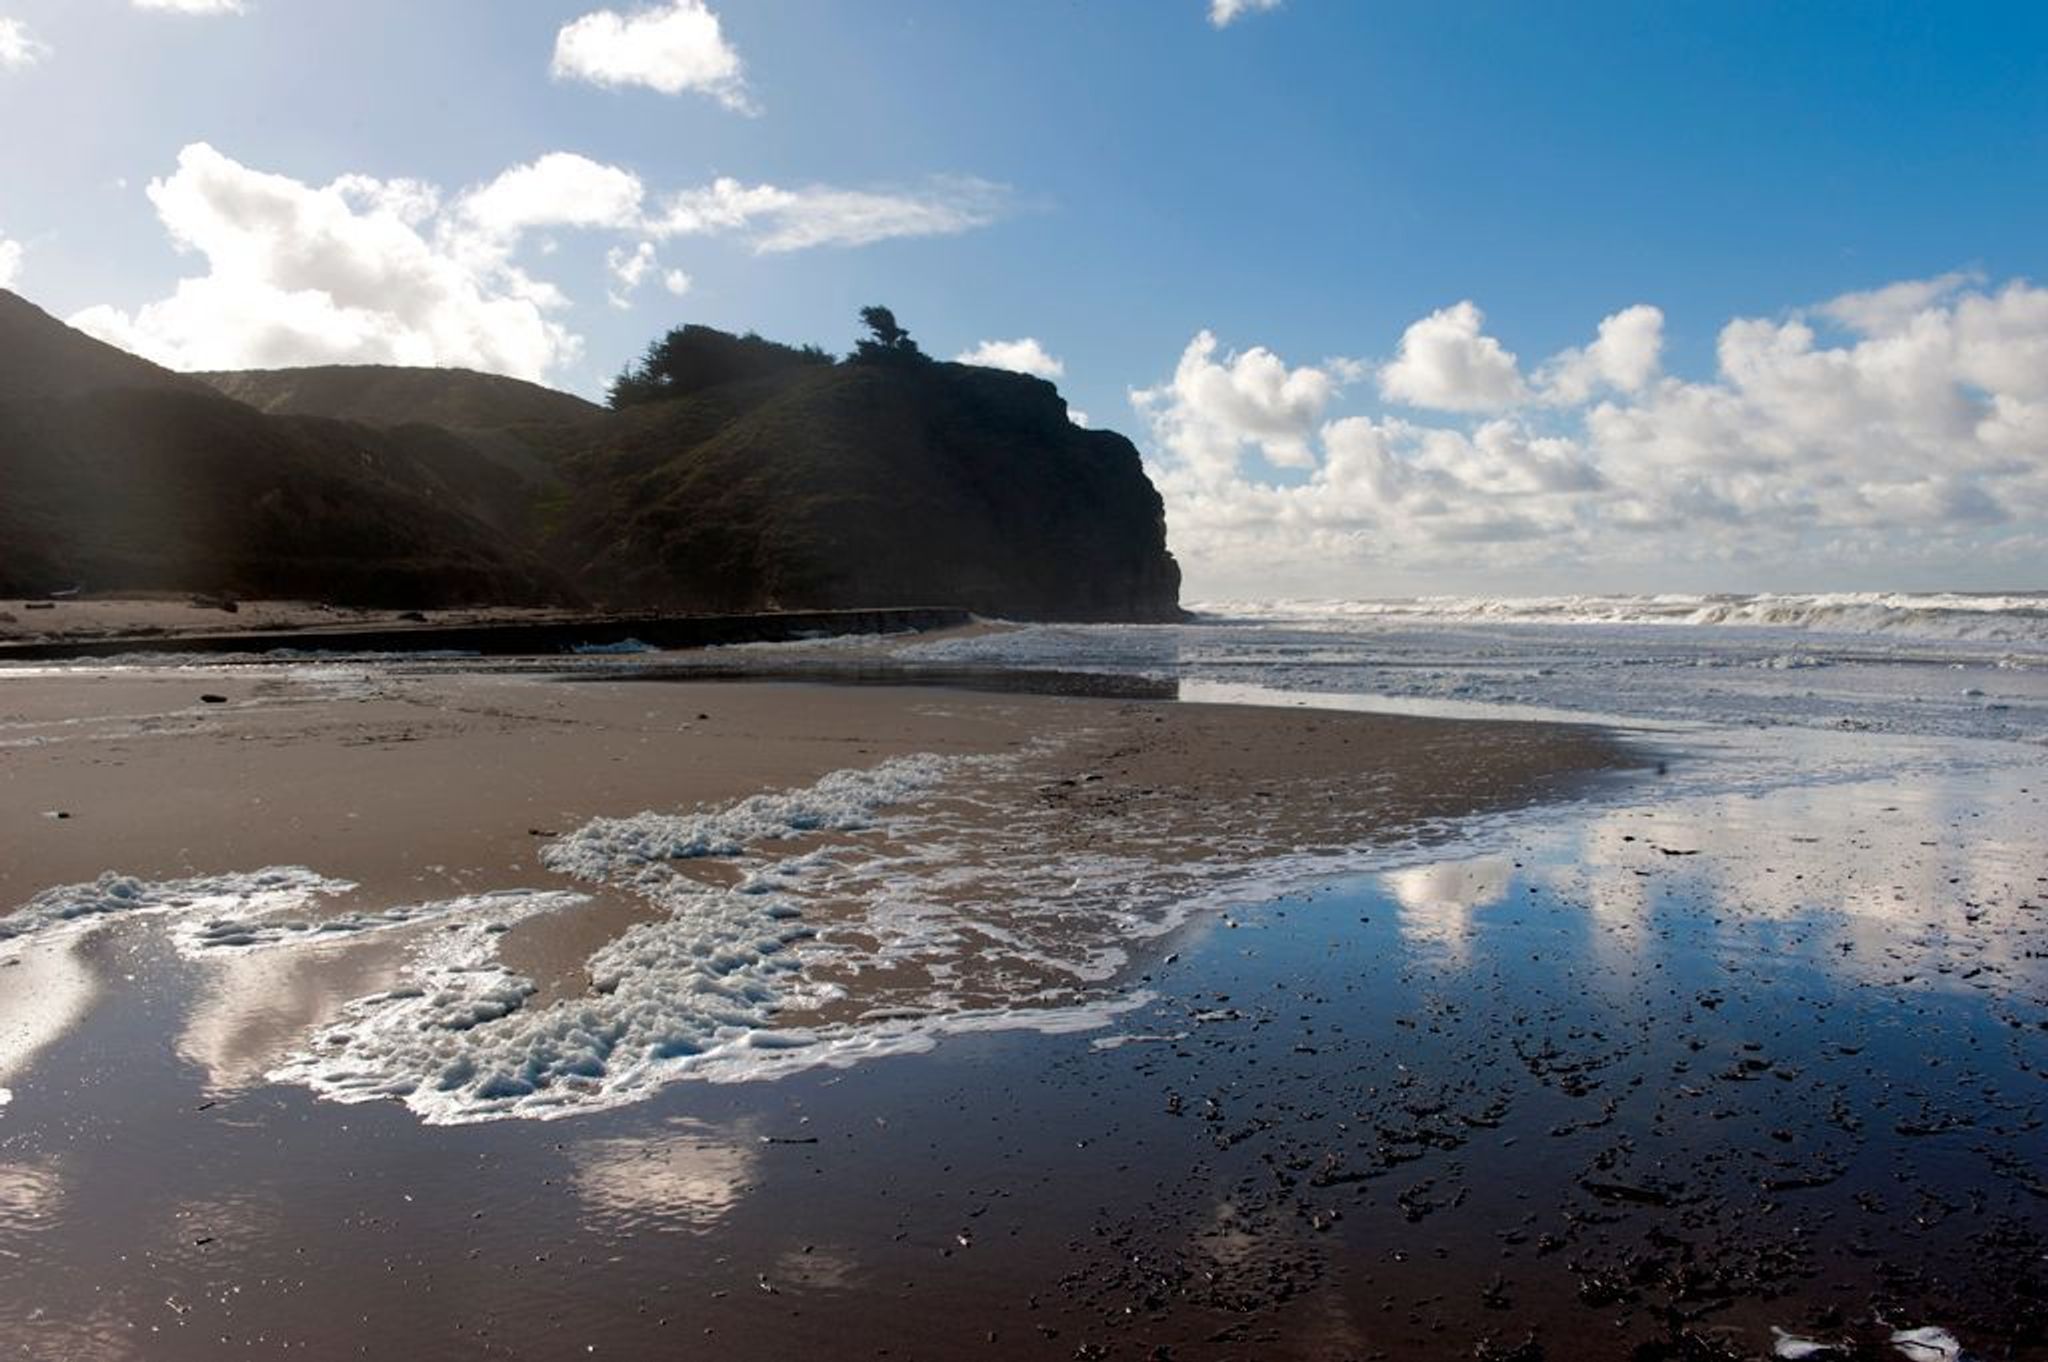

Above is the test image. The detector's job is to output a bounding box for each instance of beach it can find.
[2,602,2045,1359]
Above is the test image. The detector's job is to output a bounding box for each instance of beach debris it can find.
[23,601,54,611]
[41,810,70,820]
[1579,1177,1682,1207]
[199,694,227,704]
[1473,1333,1544,1362]
[396,610,427,622]
[1890,1326,1970,1362]
[188,594,238,613]
[1770,1327,1843,1359]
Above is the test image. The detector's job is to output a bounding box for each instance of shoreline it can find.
[0,600,977,662]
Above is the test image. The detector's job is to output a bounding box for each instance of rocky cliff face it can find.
[555,356,1183,621]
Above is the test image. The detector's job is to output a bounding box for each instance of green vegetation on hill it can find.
[607,325,832,408]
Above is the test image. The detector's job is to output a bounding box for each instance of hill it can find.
[0,294,1182,620]
[194,364,601,431]
[0,293,567,606]
[0,290,204,403]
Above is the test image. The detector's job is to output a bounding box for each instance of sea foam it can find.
[0,867,353,946]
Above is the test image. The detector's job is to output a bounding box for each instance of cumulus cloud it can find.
[1209,0,1281,27]
[1379,300,1528,412]
[459,153,645,240]
[1131,330,1340,482]
[67,144,1009,382]
[0,232,22,289]
[552,0,752,112]
[648,175,1008,252]
[1140,277,2048,593]
[0,17,51,68]
[1537,303,1663,405]
[68,143,585,381]
[133,0,246,13]
[955,337,1064,379]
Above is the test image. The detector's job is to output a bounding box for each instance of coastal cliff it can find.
[0,292,1182,620]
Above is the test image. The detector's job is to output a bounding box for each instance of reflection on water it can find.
[1385,857,1513,962]
[571,1118,761,1235]
[0,938,98,1088]
[1382,765,2046,1001]
[177,933,408,1096]
[0,1155,64,1233]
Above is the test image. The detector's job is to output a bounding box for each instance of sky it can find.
[1,0,2045,599]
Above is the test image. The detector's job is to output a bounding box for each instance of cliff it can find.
[0,294,1182,620]
[555,354,1181,620]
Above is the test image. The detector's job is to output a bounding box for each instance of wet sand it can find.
[2,662,2044,1357]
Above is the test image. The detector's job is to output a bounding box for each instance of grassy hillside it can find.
[0,290,202,403]
[0,389,566,606]
[194,364,602,431]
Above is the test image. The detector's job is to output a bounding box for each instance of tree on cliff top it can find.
[609,325,830,409]
[851,305,926,365]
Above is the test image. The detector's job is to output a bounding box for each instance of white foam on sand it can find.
[170,888,590,955]
[271,755,1041,1122]
[0,867,354,947]
[538,755,961,882]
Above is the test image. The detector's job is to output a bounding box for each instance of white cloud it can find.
[1379,300,1528,412]
[133,0,246,13]
[1537,303,1663,405]
[0,232,22,289]
[649,175,1008,252]
[66,144,1010,383]
[1819,270,1980,338]
[955,337,1064,379]
[69,143,584,381]
[605,241,659,308]
[460,153,645,240]
[0,17,51,68]
[1209,0,1281,28]
[1140,276,2048,595]
[1132,330,1340,482]
[552,0,752,112]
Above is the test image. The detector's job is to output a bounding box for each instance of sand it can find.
[0,595,564,644]
[3,652,2043,1358]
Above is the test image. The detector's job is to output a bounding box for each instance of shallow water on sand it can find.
[2,756,2042,1360]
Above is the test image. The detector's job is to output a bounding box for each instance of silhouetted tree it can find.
[852,305,926,364]
[608,325,831,408]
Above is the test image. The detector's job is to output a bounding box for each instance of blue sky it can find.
[2,1,2045,596]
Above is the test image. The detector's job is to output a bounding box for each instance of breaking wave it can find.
[1200,592,2048,645]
